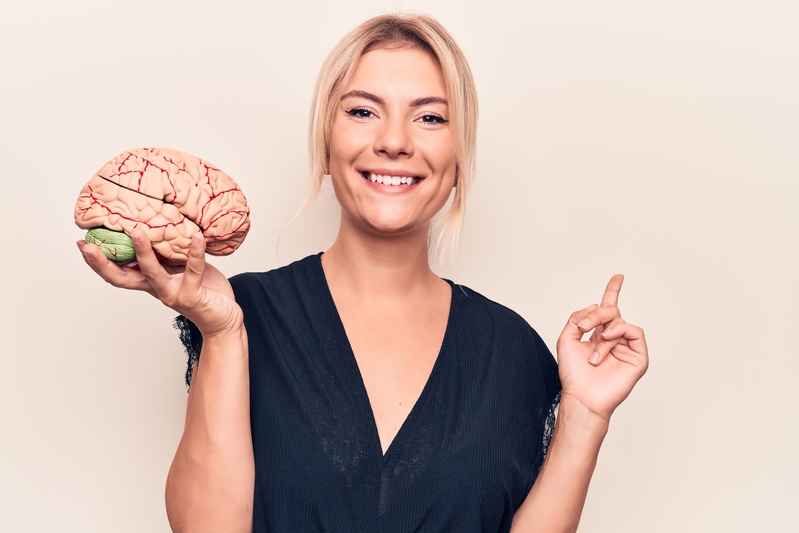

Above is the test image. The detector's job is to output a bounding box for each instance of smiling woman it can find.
[77,12,648,533]
[308,14,478,257]
[328,47,457,238]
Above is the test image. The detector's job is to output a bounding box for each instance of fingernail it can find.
[578,319,591,330]
[589,351,601,365]
[601,327,613,338]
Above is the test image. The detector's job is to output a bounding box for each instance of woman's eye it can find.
[346,108,374,119]
[418,114,448,125]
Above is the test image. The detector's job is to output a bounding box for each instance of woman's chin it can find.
[360,217,426,238]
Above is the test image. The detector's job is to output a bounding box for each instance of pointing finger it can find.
[600,274,624,307]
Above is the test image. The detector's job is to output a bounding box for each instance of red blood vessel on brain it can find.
[75,147,250,265]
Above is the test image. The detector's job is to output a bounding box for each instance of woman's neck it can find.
[322,221,441,301]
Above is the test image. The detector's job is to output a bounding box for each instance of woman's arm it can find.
[165,325,253,533]
[511,398,608,532]
[79,230,255,532]
[511,275,648,532]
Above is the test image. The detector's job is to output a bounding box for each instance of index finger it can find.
[600,274,625,307]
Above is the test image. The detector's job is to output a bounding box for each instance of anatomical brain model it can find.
[75,147,250,265]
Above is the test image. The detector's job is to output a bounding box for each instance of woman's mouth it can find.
[360,171,422,186]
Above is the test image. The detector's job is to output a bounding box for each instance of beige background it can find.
[1,0,797,531]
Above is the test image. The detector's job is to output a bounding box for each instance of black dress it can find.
[176,254,561,533]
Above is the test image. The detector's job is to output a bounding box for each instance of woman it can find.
[77,13,648,533]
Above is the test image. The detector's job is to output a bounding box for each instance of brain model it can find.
[75,147,250,265]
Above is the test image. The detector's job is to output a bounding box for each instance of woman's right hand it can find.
[77,229,241,337]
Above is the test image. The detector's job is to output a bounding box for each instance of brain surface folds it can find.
[75,147,250,264]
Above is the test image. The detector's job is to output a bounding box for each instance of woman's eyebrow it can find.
[340,91,448,108]
[341,90,384,105]
[409,96,448,107]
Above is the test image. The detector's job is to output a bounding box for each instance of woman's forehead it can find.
[344,47,446,99]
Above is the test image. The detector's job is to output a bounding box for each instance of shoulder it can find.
[228,253,323,302]
[229,253,322,286]
[449,281,542,340]
[448,280,561,397]
[448,280,554,362]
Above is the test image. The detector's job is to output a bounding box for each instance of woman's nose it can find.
[374,116,413,158]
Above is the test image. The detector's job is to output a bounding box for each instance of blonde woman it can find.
[78,13,648,533]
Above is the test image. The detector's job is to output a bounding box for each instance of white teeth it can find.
[365,173,419,186]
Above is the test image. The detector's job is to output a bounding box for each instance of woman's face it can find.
[327,46,457,238]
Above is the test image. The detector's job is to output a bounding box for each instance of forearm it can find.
[511,397,609,533]
[165,325,254,533]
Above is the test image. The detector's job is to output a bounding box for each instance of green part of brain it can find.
[85,228,136,264]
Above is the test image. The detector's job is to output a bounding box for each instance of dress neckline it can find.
[311,253,457,461]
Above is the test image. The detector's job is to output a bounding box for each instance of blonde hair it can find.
[306,13,478,258]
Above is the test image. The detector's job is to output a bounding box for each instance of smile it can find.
[360,172,422,186]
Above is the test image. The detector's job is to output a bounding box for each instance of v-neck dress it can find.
[176,254,561,533]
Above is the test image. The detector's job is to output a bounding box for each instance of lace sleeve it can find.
[533,329,562,472]
[541,390,561,461]
[173,315,203,389]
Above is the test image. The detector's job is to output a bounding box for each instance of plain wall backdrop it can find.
[1,0,796,531]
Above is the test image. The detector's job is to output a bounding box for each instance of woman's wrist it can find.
[188,302,245,342]
[200,321,246,345]
[557,393,611,438]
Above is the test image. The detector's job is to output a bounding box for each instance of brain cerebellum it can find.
[75,147,250,264]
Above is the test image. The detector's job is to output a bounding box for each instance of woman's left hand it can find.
[556,275,649,422]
